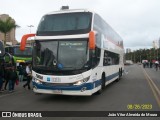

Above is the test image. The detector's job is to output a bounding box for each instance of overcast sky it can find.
[0,0,160,50]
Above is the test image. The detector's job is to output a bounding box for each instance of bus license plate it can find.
[53,90,62,94]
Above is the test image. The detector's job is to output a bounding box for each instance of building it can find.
[126,48,131,53]
[152,40,159,49]
[0,14,18,45]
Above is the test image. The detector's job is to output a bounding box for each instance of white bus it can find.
[20,8,124,96]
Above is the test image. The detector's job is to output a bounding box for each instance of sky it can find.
[0,0,160,51]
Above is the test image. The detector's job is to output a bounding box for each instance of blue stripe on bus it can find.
[106,72,119,81]
[33,82,94,91]
[33,72,119,91]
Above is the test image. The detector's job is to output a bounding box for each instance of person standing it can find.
[23,62,32,89]
[8,66,18,92]
[4,63,12,90]
[18,64,24,82]
[0,62,4,91]
[150,61,153,68]
[143,61,146,68]
[155,60,159,71]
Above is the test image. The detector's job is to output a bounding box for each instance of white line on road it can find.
[142,67,160,107]
[143,69,160,96]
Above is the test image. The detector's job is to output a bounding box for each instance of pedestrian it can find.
[0,62,4,91]
[146,61,149,68]
[155,60,159,71]
[143,61,146,68]
[4,61,13,90]
[150,61,152,68]
[8,66,19,92]
[18,63,24,82]
[23,62,32,90]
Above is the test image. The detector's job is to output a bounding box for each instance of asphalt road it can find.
[0,64,160,120]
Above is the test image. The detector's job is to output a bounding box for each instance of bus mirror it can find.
[0,41,5,57]
[89,31,95,50]
[20,34,35,51]
[4,53,14,64]
[4,53,11,63]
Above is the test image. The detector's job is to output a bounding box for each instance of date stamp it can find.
[127,104,152,110]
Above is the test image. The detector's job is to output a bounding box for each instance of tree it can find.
[0,17,19,46]
[125,48,160,63]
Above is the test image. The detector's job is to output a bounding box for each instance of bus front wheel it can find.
[116,69,121,82]
[97,74,105,94]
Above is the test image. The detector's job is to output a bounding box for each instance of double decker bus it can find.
[20,8,124,96]
[5,45,32,66]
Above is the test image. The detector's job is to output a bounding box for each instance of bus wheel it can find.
[97,74,105,94]
[116,70,121,82]
[121,68,123,77]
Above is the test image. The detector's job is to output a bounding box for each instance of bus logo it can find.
[47,77,50,82]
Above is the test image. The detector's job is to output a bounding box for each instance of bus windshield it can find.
[37,12,92,35]
[33,39,88,71]
[13,46,32,57]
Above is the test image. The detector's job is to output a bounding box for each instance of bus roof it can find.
[46,9,94,15]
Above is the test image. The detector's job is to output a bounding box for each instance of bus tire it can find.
[97,73,105,94]
[116,69,121,82]
[121,68,123,77]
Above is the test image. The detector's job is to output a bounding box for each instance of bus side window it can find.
[95,47,101,64]
[103,50,109,66]
[107,57,112,65]
[103,50,120,66]
[90,46,101,68]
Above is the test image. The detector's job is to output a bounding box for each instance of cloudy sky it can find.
[0,0,160,50]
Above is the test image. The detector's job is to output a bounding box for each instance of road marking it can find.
[142,67,160,107]
[144,74,160,107]
[143,69,160,96]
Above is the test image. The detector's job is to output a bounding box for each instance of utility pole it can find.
[27,25,34,45]
[27,25,34,33]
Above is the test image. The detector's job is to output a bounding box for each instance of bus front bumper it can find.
[33,87,93,96]
[32,81,101,96]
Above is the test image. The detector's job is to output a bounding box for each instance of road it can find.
[0,64,160,120]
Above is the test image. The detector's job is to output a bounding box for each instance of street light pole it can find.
[27,25,34,45]
[157,49,158,60]
[27,25,34,33]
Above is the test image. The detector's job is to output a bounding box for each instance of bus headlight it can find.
[73,77,90,86]
[36,79,42,84]
[33,77,42,84]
